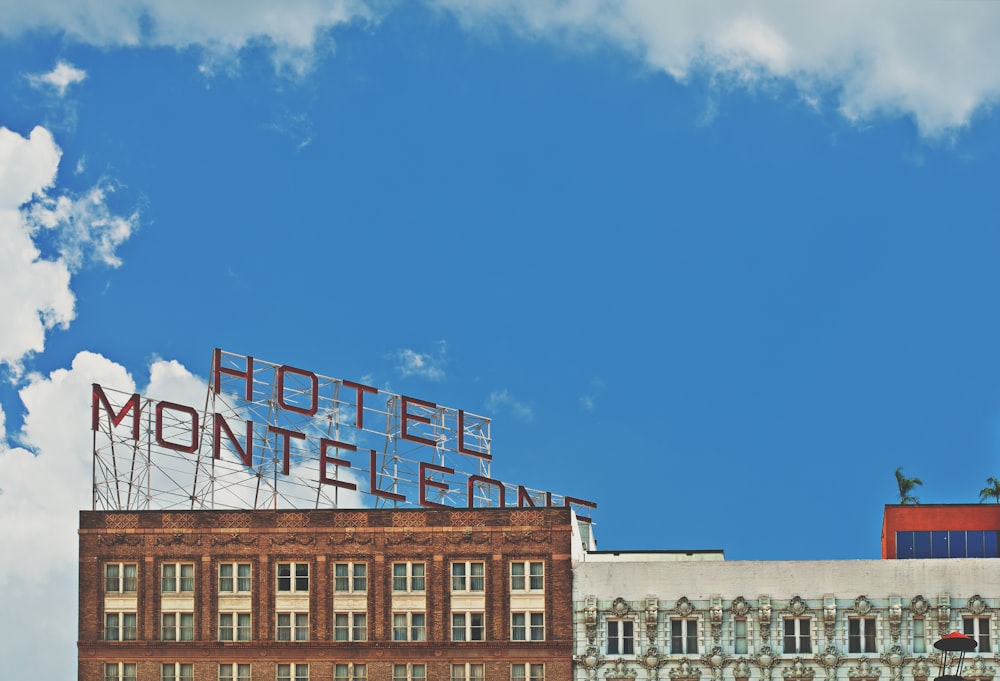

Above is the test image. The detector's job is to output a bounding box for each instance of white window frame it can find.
[276,562,310,593]
[452,611,486,641]
[161,663,194,681]
[607,618,635,655]
[392,611,427,641]
[451,561,486,592]
[276,612,309,641]
[392,562,426,592]
[964,616,992,653]
[218,663,251,681]
[511,663,545,681]
[161,562,195,593]
[218,612,252,641]
[219,562,252,594]
[334,562,367,593]
[510,561,544,592]
[783,617,812,654]
[334,663,367,680]
[451,663,485,681]
[104,612,137,641]
[105,563,138,593]
[104,663,137,681]
[848,617,877,653]
[333,612,368,641]
[161,612,194,641]
[671,618,699,654]
[276,663,309,681]
[392,663,427,681]
[511,611,545,641]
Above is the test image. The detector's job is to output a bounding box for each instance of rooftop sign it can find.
[91,348,596,520]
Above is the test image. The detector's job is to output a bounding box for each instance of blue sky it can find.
[2,1,1000,676]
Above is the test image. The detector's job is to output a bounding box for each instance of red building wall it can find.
[881,504,1000,558]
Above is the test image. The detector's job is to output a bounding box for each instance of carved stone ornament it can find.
[669,658,702,681]
[752,645,781,681]
[639,646,668,673]
[611,597,633,618]
[385,530,432,546]
[732,597,751,618]
[911,658,931,679]
[815,645,845,681]
[854,596,873,616]
[445,530,489,545]
[270,533,316,547]
[968,596,989,616]
[783,657,816,681]
[503,529,551,544]
[676,597,696,617]
[787,597,810,616]
[759,598,773,644]
[847,656,881,681]
[154,533,202,546]
[964,656,995,680]
[734,659,752,680]
[585,596,599,644]
[211,533,258,547]
[605,658,638,680]
[937,599,952,638]
[881,645,909,681]
[97,532,143,547]
[575,645,604,673]
[889,602,902,642]
[910,596,930,617]
[646,600,660,645]
[700,646,731,681]
[329,530,373,546]
[711,598,724,644]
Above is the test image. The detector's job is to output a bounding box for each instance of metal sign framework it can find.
[91,350,594,518]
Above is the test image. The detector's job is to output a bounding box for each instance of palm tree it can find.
[895,467,922,504]
[979,477,1000,504]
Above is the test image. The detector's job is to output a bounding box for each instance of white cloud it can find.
[27,61,87,96]
[393,341,447,381]
[486,388,534,422]
[0,0,377,76]
[0,125,137,376]
[431,0,1000,136]
[579,376,604,412]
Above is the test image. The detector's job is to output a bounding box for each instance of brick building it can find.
[79,507,579,681]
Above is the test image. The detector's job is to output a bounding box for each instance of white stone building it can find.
[572,551,999,681]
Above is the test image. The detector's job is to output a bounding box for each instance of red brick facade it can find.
[79,507,575,681]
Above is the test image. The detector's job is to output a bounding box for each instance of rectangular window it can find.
[452,612,486,641]
[849,618,877,653]
[219,613,251,641]
[276,613,309,641]
[964,617,992,653]
[671,619,698,654]
[452,664,485,681]
[161,613,194,641]
[734,619,748,654]
[161,663,194,681]
[393,664,426,681]
[334,664,367,680]
[334,562,367,593]
[276,563,309,593]
[607,619,635,655]
[783,618,811,654]
[912,619,926,654]
[277,664,309,681]
[511,612,545,641]
[511,663,545,681]
[219,664,251,681]
[104,663,138,681]
[392,562,426,592]
[452,561,486,592]
[161,563,195,593]
[510,561,544,592]
[334,613,368,641]
[219,563,252,593]
[105,563,138,593]
[104,612,137,641]
[393,612,426,641]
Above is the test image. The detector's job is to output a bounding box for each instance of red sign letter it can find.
[276,365,319,416]
[268,426,306,475]
[457,410,491,460]
[467,475,505,508]
[342,380,377,429]
[419,461,454,508]
[213,348,254,400]
[400,396,436,447]
[213,414,254,466]
[369,449,405,502]
[155,401,199,453]
[92,384,140,440]
[319,438,358,491]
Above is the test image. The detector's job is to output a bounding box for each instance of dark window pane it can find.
[896,532,915,559]
[931,531,948,558]
[949,531,967,558]
[967,531,985,558]
[985,532,999,558]
[913,532,932,558]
